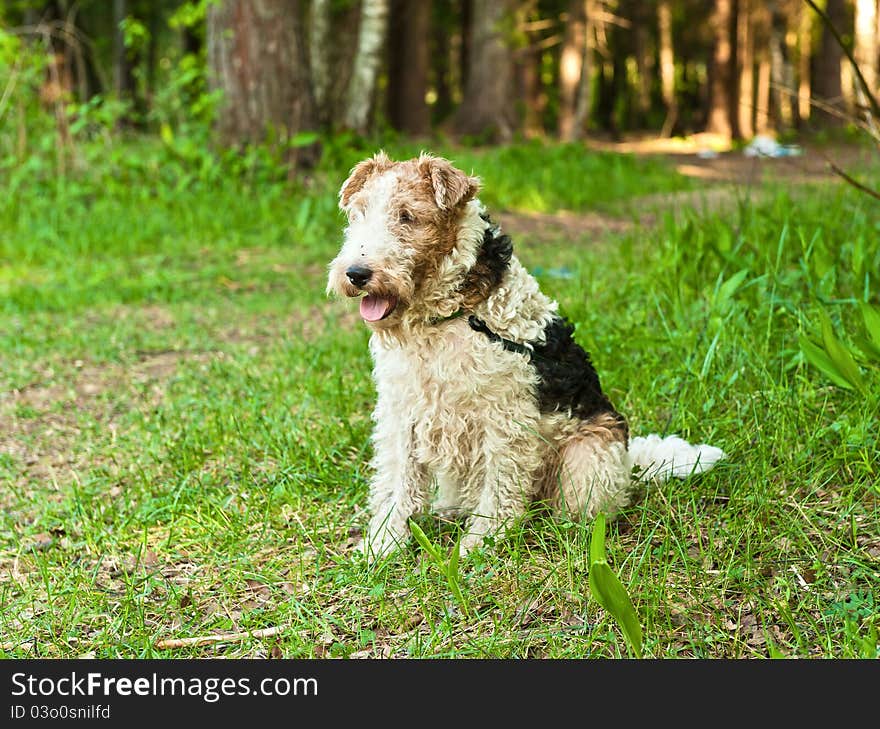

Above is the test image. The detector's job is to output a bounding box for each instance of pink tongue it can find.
[359,294,396,322]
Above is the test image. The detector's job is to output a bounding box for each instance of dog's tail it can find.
[628,434,725,483]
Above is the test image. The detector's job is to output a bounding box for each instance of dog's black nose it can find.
[346,265,373,288]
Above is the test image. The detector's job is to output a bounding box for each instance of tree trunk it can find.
[813,0,846,125]
[658,0,677,136]
[632,2,652,116]
[558,0,587,140]
[455,0,516,141]
[797,5,811,123]
[387,0,430,135]
[460,0,473,93]
[207,0,318,168]
[707,0,740,139]
[570,1,594,139]
[769,3,793,129]
[343,0,389,134]
[754,3,772,133]
[854,0,878,110]
[737,0,754,138]
[519,40,544,138]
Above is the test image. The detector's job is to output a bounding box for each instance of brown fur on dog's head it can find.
[328,153,487,333]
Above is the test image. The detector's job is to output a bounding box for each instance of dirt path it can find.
[501,139,876,245]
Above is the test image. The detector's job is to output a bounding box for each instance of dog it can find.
[327,152,724,560]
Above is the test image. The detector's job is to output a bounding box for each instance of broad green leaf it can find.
[859,302,880,348]
[589,513,643,658]
[819,311,865,392]
[588,562,643,659]
[289,131,320,148]
[798,335,853,390]
[408,520,442,562]
[852,335,880,363]
[714,268,750,309]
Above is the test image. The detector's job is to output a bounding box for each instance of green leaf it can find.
[852,336,880,361]
[289,131,320,148]
[714,268,750,309]
[588,513,643,659]
[409,520,441,563]
[819,310,865,392]
[859,302,880,349]
[798,335,854,389]
[852,335,880,363]
[588,562,643,658]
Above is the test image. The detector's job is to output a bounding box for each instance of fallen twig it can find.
[829,163,880,201]
[155,626,284,650]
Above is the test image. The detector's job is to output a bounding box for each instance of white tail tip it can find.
[629,433,725,483]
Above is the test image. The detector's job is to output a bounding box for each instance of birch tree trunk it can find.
[343,0,389,134]
[570,0,595,140]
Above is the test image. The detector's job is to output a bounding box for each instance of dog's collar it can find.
[431,310,534,360]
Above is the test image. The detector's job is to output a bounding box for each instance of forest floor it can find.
[1,139,877,659]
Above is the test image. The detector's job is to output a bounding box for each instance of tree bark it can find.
[343,0,389,134]
[753,2,772,133]
[658,0,677,137]
[737,0,754,138]
[570,1,594,139]
[558,0,587,140]
[207,0,318,167]
[797,4,811,123]
[854,0,878,111]
[812,0,846,124]
[632,1,652,116]
[707,0,740,139]
[769,3,793,129]
[387,0,430,135]
[454,0,516,141]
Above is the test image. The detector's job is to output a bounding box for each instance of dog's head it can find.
[326,152,486,330]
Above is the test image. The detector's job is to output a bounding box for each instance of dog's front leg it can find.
[459,431,542,555]
[361,422,429,562]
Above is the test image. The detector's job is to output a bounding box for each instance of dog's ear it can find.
[339,151,392,209]
[418,154,480,211]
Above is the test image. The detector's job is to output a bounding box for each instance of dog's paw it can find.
[357,528,408,565]
[458,532,485,557]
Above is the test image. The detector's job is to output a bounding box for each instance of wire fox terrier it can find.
[327,152,724,560]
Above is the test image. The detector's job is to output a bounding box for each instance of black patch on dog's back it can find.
[530,317,624,427]
[460,215,513,305]
[476,215,513,288]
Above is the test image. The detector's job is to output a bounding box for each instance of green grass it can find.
[0,140,878,658]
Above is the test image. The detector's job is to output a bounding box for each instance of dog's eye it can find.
[399,210,414,224]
